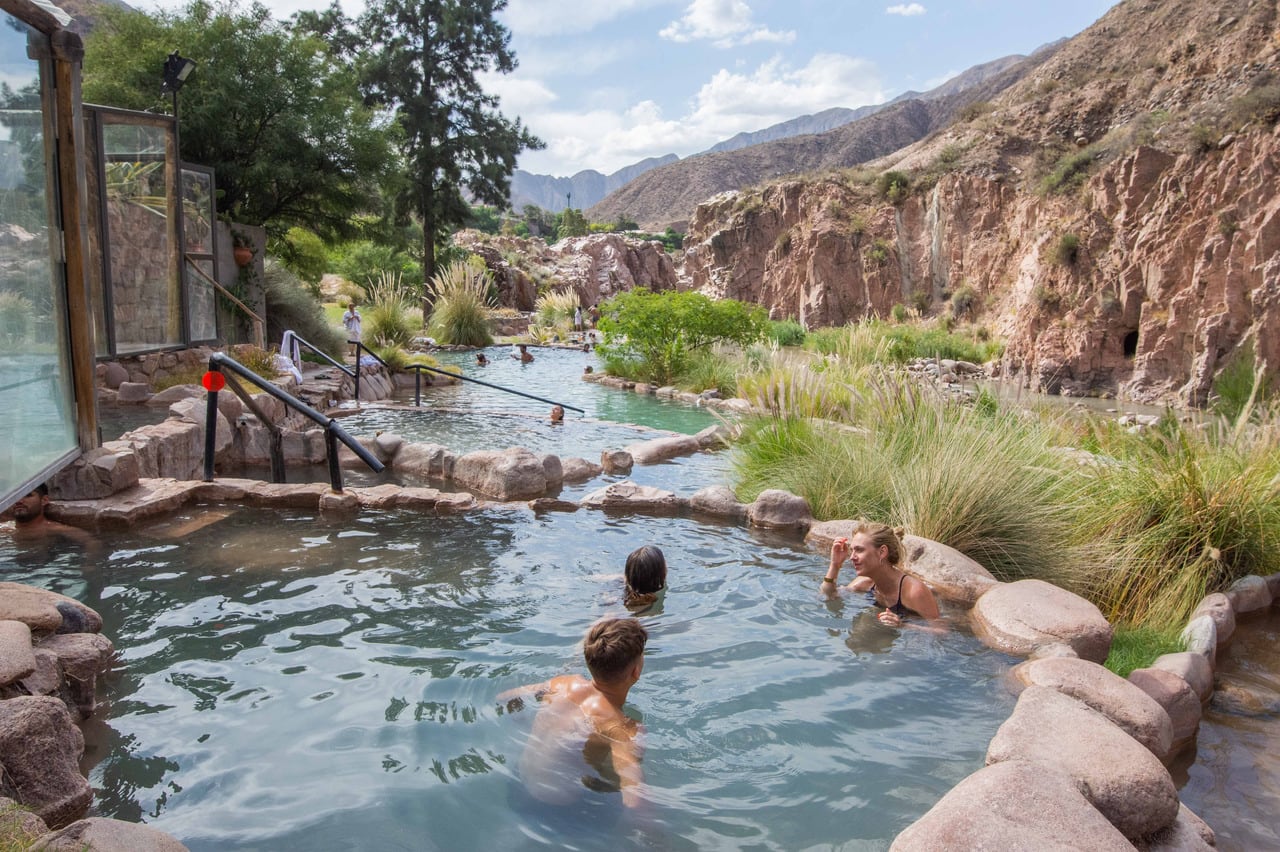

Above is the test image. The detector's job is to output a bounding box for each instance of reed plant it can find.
[0,801,43,852]
[426,262,494,347]
[803,319,1001,365]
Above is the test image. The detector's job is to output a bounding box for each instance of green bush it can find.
[767,319,807,347]
[597,290,767,385]
[876,171,911,204]
[950,285,976,318]
[263,260,345,357]
[890,303,909,323]
[426,261,494,347]
[333,241,421,290]
[1211,344,1272,423]
[534,289,579,330]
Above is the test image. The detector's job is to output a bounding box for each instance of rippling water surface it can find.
[3,507,1013,850]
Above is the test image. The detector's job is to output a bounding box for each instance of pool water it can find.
[2,507,1015,850]
[1174,608,1280,850]
[336,346,734,496]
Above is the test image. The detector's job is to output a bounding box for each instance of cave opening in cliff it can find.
[1123,330,1139,358]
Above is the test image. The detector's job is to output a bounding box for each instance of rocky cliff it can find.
[681,0,1280,405]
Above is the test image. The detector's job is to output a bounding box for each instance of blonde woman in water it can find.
[820,521,939,627]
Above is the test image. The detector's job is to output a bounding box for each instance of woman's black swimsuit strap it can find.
[867,574,911,617]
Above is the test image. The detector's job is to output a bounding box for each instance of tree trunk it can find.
[421,184,436,325]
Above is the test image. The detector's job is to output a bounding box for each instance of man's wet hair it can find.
[33,483,48,497]
[583,618,648,683]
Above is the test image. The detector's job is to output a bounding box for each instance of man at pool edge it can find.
[498,617,649,809]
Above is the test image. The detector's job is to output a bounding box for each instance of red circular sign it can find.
[201,371,226,392]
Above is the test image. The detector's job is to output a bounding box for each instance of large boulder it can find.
[0,697,91,828]
[1190,593,1234,647]
[891,760,1134,851]
[37,633,115,720]
[560,457,603,484]
[901,535,999,606]
[0,621,37,686]
[1127,668,1202,752]
[985,687,1180,839]
[1224,575,1271,614]
[46,448,140,501]
[624,434,700,464]
[1011,656,1173,760]
[580,481,685,513]
[30,817,190,851]
[1150,652,1214,703]
[168,397,233,456]
[690,485,748,521]
[1133,803,1216,851]
[393,442,456,479]
[452,448,549,500]
[0,585,101,636]
[971,579,1113,662]
[600,449,633,474]
[746,489,812,531]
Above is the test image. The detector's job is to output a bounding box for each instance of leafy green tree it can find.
[467,205,502,234]
[521,204,555,239]
[357,0,542,318]
[557,208,589,239]
[82,1,395,237]
[597,290,768,385]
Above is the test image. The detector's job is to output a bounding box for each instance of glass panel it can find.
[182,168,212,253]
[186,257,216,341]
[102,120,181,352]
[0,18,78,497]
[82,112,109,355]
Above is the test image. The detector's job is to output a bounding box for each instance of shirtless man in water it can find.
[499,618,648,809]
[4,484,97,550]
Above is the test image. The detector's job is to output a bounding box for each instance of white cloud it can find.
[503,0,667,37]
[515,53,884,174]
[660,0,795,49]
[885,3,926,16]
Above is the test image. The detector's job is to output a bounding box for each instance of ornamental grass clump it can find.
[733,369,1085,585]
[363,270,418,349]
[1075,411,1280,629]
[427,261,494,347]
[534,289,579,331]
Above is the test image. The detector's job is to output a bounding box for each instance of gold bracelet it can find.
[821,577,836,584]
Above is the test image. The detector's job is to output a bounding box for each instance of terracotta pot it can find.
[233,246,253,267]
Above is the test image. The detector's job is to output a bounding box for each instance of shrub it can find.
[1210,343,1272,423]
[890,303,909,323]
[774,231,793,256]
[866,239,892,265]
[876,171,911,204]
[597,290,767,385]
[677,348,740,396]
[1054,233,1081,265]
[1226,80,1280,127]
[426,262,494,347]
[1217,212,1239,237]
[263,260,345,358]
[957,100,993,122]
[333,241,421,290]
[1040,149,1096,195]
[767,319,807,347]
[363,271,418,348]
[950,285,976,318]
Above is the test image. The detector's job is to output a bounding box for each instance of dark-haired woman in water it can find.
[820,521,939,627]
[624,545,667,611]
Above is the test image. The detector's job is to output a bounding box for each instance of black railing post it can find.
[415,368,421,407]
[203,362,221,481]
[324,425,344,492]
[353,341,362,403]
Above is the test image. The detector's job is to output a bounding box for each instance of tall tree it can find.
[357,0,542,318]
[82,0,395,237]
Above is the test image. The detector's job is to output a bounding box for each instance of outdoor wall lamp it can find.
[162,51,197,94]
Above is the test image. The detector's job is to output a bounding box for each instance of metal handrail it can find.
[288,333,354,378]
[404,360,585,413]
[203,352,383,492]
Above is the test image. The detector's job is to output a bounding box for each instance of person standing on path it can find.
[342,302,362,357]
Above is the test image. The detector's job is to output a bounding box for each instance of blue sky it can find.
[138,0,1119,177]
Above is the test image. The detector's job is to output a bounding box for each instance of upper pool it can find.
[3,506,1014,850]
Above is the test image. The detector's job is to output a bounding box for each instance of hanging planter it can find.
[233,245,253,267]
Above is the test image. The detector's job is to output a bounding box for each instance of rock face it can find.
[452,231,679,311]
[677,0,1280,407]
[451,448,550,500]
[30,817,191,851]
